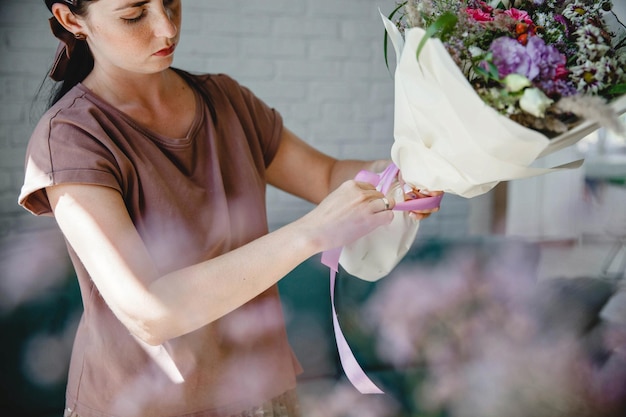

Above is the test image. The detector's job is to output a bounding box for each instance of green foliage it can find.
[415,13,458,62]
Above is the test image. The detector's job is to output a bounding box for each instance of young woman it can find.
[19,1,440,416]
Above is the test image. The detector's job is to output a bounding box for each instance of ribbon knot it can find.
[48,16,82,81]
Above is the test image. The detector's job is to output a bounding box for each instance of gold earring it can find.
[74,33,87,40]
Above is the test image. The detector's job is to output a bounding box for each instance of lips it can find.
[154,44,176,57]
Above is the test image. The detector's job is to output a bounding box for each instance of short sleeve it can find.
[19,103,123,216]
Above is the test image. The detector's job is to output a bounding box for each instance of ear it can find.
[51,3,87,37]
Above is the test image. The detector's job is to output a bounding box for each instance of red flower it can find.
[555,64,569,80]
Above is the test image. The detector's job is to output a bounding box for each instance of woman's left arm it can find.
[266,127,389,204]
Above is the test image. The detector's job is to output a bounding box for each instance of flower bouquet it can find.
[382,0,626,197]
[337,0,626,285]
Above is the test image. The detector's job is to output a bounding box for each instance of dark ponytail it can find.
[44,0,96,108]
[48,39,93,107]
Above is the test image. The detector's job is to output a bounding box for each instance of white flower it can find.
[574,25,611,61]
[469,46,485,58]
[569,54,623,94]
[489,0,521,8]
[519,88,554,118]
[503,74,531,93]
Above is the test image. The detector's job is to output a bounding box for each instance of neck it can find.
[82,66,177,109]
[81,65,196,139]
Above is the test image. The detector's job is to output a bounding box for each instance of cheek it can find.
[95,25,151,54]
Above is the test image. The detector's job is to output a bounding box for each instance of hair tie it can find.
[48,17,79,81]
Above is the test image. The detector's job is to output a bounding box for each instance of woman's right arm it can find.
[46,180,392,346]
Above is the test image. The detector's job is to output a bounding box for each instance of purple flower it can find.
[554,14,570,37]
[489,36,566,83]
[526,36,566,81]
[490,37,539,80]
[536,79,577,98]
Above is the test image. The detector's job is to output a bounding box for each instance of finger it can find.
[372,195,395,212]
[417,189,444,197]
[410,209,439,219]
[409,207,440,216]
[409,204,440,216]
[413,206,440,213]
[353,180,378,191]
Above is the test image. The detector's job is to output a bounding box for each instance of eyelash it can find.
[121,1,177,25]
[123,11,146,24]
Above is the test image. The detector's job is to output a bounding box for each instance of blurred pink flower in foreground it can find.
[358,246,626,417]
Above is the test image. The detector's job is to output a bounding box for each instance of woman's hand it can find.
[297,179,395,252]
[359,160,443,221]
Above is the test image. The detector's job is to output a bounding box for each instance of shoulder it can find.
[174,69,257,104]
[25,86,120,180]
[176,69,280,126]
[27,84,126,176]
[44,84,99,120]
[175,70,240,90]
[33,85,109,141]
[21,86,128,215]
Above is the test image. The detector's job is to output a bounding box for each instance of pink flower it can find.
[466,8,494,22]
[466,1,495,22]
[504,8,533,24]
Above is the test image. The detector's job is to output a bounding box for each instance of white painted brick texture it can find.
[0,0,470,238]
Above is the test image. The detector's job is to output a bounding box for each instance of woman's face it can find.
[77,0,182,77]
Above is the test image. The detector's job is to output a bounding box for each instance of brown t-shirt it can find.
[19,72,302,417]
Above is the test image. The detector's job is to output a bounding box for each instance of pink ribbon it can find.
[322,163,443,394]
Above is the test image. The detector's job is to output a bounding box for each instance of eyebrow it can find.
[114,1,150,11]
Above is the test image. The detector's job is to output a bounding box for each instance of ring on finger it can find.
[381,197,390,211]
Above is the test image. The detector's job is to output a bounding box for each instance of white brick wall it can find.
[0,0,472,238]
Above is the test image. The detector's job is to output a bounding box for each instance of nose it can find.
[153,4,178,39]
